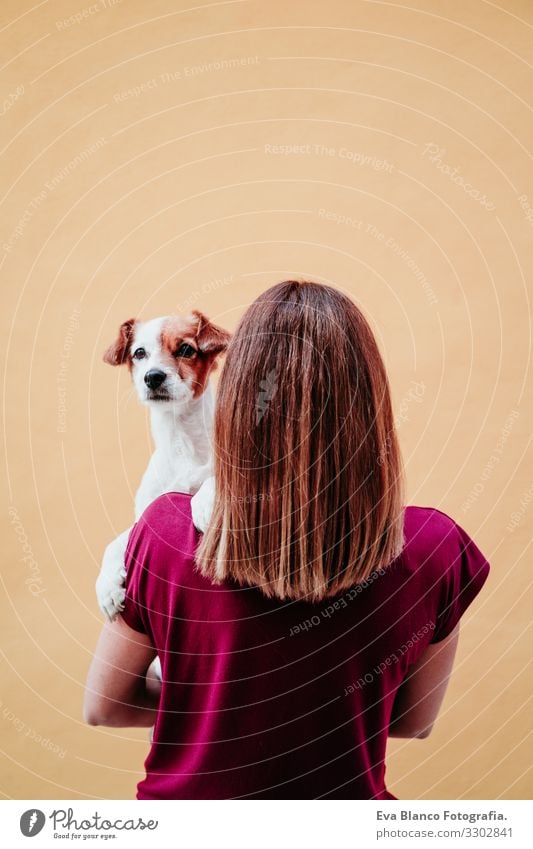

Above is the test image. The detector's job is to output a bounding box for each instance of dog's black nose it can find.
[144,369,167,390]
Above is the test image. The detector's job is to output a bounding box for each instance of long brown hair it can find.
[195,280,405,602]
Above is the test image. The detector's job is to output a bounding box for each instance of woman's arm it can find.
[388,622,460,739]
[84,615,160,727]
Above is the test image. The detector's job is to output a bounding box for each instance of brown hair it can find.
[195,280,405,602]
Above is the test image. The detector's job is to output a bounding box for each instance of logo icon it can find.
[256,368,278,424]
[20,809,46,837]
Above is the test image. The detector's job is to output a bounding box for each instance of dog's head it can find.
[103,311,231,409]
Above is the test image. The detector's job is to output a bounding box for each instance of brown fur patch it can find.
[160,314,231,397]
[103,319,136,368]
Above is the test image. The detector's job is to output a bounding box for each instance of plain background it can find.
[0,0,531,800]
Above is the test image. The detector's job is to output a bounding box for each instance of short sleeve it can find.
[119,492,198,642]
[429,513,491,643]
[120,518,152,637]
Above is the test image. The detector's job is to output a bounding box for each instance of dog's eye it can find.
[174,343,196,358]
[132,347,146,360]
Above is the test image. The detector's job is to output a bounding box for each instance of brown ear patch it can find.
[191,310,231,356]
[103,318,136,366]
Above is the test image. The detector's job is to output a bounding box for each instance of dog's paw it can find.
[96,534,129,620]
[96,568,126,621]
[191,476,215,532]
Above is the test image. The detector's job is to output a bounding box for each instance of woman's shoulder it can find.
[402,504,470,568]
[401,506,490,642]
[404,504,458,543]
[402,504,490,580]
[139,490,194,522]
[122,493,200,633]
[130,491,199,556]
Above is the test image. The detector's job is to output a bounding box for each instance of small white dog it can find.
[96,310,227,621]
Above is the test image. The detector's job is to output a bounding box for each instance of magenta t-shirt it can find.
[121,493,490,800]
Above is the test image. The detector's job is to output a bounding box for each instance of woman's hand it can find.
[146,658,163,699]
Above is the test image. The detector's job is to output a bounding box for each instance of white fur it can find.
[96,316,216,622]
[135,391,214,517]
[190,475,216,533]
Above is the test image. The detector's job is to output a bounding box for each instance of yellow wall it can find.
[1,0,531,799]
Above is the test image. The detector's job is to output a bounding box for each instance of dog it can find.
[96,310,228,621]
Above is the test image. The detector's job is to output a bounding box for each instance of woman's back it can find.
[122,491,489,800]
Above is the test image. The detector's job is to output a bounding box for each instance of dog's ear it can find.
[191,310,231,356]
[103,318,136,365]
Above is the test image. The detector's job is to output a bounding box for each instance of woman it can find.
[84,280,490,799]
